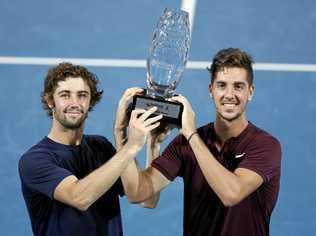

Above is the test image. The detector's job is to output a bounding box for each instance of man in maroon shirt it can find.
[116,48,281,235]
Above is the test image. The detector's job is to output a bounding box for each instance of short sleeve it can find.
[19,151,73,199]
[238,135,281,183]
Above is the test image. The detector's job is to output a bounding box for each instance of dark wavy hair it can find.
[41,62,103,117]
[207,48,254,85]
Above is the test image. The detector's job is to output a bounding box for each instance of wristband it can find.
[187,131,198,143]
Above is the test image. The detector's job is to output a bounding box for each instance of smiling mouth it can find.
[222,103,238,107]
[65,108,83,113]
[65,110,83,116]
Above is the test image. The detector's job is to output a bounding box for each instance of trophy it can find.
[132,8,191,126]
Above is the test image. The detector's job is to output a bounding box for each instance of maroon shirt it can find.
[152,122,281,236]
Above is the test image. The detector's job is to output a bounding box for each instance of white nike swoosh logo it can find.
[235,153,245,159]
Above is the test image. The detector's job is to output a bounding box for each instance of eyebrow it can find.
[57,90,90,95]
[57,90,71,95]
[77,91,90,94]
[215,81,247,85]
[215,81,225,84]
[234,81,247,85]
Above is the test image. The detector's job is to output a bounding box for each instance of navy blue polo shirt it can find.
[19,135,124,236]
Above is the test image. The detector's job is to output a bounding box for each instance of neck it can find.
[214,114,248,146]
[48,120,84,146]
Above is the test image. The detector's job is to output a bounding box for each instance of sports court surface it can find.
[0,0,315,235]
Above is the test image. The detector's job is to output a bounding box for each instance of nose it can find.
[224,86,235,99]
[68,94,80,107]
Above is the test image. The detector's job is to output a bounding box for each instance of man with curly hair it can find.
[19,62,162,236]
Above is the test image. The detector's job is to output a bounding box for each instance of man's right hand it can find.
[114,87,144,149]
[126,107,163,152]
[114,87,143,132]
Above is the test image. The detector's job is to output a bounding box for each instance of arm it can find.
[141,132,160,208]
[140,123,176,208]
[114,87,142,151]
[114,88,171,206]
[121,162,170,205]
[171,95,263,207]
[54,107,162,211]
[121,127,172,206]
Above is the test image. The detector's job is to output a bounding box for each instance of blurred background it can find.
[0,0,315,235]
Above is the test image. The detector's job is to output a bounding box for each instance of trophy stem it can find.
[146,58,181,99]
[146,81,172,99]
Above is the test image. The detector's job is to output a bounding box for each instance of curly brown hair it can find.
[207,48,254,85]
[41,62,103,117]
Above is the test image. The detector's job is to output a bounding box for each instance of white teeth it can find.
[66,111,81,114]
[223,103,236,107]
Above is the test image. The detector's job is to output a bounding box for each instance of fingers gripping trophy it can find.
[132,8,191,126]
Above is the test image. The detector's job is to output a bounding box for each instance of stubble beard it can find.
[54,108,88,130]
[217,110,243,122]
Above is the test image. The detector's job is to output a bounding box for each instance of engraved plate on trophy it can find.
[132,8,191,126]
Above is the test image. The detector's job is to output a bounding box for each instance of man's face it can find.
[50,77,91,130]
[209,67,254,122]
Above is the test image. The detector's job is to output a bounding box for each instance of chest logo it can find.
[235,152,245,159]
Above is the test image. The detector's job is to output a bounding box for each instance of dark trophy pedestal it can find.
[132,93,183,126]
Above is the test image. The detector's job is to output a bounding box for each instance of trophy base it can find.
[132,94,183,126]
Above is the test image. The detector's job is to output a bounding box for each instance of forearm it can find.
[189,134,243,206]
[114,126,157,204]
[71,143,140,210]
[114,127,127,151]
[121,160,156,203]
[120,159,142,201]
[114,125,153,202]
[140,141,161,208]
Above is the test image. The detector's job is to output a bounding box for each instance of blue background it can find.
[0,0,315,235]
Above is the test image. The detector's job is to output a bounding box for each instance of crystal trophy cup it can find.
[132,8,191,126]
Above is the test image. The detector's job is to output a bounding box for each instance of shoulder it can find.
[244,123,282,164]
[19,138,57,177]
[237,124,282,183]
[19,137,55,164]
[250,124,281,150]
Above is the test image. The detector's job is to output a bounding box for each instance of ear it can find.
[44,94,55,109]
[248,85,255,101]
[208,83,213,98]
